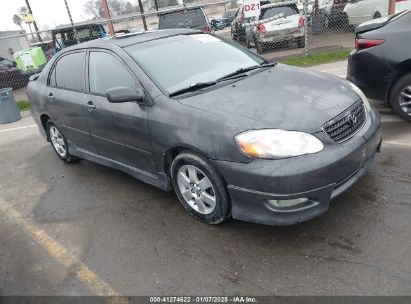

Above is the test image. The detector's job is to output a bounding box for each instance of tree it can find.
[83,0,137,18]
[83,0,103,18]
[17,6,29,17]
[12,14,24,30]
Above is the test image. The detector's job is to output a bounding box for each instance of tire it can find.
[389,73,411,122]
[296,36,305,48]
[170,151,231,224]
[373,12,381,19]
[231,29,237,41]
[47,122,79,162]
[324,14,329,29]
[255,40,264,54]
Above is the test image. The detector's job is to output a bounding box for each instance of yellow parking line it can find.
[0,199,127,303]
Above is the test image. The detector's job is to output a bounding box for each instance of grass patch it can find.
[281,49,351,67]
[16,100,31,111]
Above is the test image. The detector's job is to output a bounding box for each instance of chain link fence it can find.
[2,0,388,94]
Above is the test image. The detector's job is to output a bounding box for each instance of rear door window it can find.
[159,9,207,30]
[88,51,137,95]
[54,52,84,91]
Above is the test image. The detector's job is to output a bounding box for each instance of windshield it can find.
[125,34,266,94]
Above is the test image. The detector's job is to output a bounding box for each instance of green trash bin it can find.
[0,88,21,124]
[14,47,47,73]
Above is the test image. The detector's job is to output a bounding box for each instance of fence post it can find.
[137,0,147,30]
[304,0,308,56]
[388,0,395,15]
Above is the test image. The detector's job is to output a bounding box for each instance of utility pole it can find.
[154,0,159,13]
[24,0,42,42]
[101,0,115,35]
[388,0,395,15]
[137,0,147,31]
[63,0,80,44]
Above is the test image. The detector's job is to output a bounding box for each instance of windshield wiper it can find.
[169,81,217,97]
[169,62,276,97]
[216,62,275,82]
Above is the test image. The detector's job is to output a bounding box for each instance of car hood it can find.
[178,64,360,133]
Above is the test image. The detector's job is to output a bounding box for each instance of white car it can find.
[245,1,305,53]
[344,0,411,26]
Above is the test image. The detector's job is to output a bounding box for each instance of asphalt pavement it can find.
[0,63,410,296]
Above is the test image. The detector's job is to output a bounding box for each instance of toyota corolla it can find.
[27,29,382,226]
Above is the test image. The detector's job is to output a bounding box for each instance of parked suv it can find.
[245,1,305,53]
[158,7,211,32]
[231,0,271,43]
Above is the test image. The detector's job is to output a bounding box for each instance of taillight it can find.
[257,23,266,33]
[239,15,244,22]
[355,38,385,50]
[203,25,211,32]
[298,17,305,28]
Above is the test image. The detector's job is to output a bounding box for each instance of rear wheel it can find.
[47,122,78,162]
[389,73,411,122]
[296,36,305,48]
[170,151,231,224]
[255,39,264,54]
[324,14,330,29]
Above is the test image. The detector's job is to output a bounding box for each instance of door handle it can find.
[85,101,96,112]
[48,93,55,102]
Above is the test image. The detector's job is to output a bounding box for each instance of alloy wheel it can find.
[50,126,67,157]
[176,165,217,215]
[399,84,411,117]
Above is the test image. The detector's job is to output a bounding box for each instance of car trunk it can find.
[355,18,389,34]
[264,15,299,34]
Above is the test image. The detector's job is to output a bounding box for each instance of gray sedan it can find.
[27,29,382,226]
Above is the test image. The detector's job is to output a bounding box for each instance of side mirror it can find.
[106,87,145,104]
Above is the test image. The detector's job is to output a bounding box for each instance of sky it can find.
[0,0,137,32]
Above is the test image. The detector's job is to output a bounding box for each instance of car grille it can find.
[322,100,366,143]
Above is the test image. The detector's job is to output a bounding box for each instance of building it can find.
[0,30,30,61]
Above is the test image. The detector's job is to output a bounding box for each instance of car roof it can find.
[62,29,202,51]
[159,6,204,16]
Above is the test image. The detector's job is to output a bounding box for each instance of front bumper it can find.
[212,108,382,226]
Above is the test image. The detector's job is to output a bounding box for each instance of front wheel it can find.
[47,122,78,162]
[170,152,231,224]
[389,73,411,122]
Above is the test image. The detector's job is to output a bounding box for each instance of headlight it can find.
[348,81,371,111]
[234,129,324,159]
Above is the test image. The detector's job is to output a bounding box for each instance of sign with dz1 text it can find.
[243,0,261,18]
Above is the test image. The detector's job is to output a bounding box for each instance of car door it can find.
[47,51,96,153]
[353,0,375,24]
[84,49,156,174]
